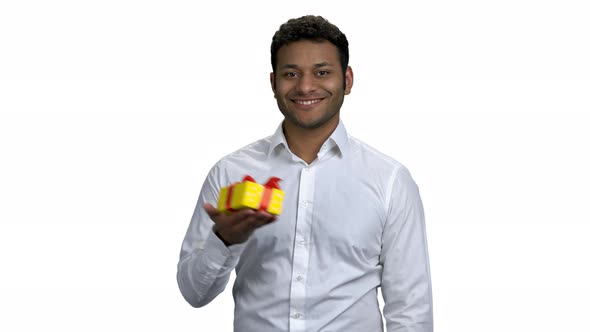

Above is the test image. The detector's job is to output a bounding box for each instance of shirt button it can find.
[292,313,302,319]
[301,200,309,207]
[296,275,304,282]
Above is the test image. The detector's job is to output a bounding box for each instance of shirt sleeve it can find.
[380,165,433,332]
[176,161,246,308]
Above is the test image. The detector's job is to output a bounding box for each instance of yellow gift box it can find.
[218,176,284,215]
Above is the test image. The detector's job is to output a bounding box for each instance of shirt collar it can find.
[329,120,350,156]
[267,120,350,158]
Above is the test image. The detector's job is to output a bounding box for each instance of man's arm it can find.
[380,166,433,332]
[177,163,241,307]
[177,163,276,307]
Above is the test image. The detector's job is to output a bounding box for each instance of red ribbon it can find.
[225,183,236,212]
[259,177,281,212]
[224,176,281,213]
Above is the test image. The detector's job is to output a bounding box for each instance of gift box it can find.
[218,175,284,215]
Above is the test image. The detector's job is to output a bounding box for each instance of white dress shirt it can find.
[177,121,433,332]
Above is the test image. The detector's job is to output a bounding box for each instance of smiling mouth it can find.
[292,98,324,105]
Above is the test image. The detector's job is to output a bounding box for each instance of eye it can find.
[284,72,298,78]
[316,70,330,76]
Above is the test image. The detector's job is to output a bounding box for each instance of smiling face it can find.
[271,39,353,131]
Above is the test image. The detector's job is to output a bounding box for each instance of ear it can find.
[344,66,353,95]
[270,72,277,97]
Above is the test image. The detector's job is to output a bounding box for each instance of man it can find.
[177,15,433,332]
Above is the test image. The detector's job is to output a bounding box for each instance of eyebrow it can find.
[280,62,332,69]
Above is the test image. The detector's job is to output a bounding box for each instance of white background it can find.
[1,0,589,331]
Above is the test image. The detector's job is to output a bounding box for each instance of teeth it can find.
[295,99,321,105]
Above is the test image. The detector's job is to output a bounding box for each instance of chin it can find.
[295,116,336,130]
[280,105,338,130]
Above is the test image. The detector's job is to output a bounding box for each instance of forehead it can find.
[276,40,341,67]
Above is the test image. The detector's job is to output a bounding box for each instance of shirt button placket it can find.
[289,166,315,331]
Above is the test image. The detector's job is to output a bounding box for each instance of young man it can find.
[177,15,433,332]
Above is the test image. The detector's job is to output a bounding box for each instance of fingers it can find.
[203,203,220,218]
[204,203,255,224]
[235,211,276,233]
[203,203,277,245]
[204,203,259,226]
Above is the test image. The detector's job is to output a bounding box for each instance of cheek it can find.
[325,79,345,92]
[276,85,293,100]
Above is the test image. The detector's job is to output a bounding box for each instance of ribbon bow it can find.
[225,175,282,212]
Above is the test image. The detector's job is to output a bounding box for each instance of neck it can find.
[282,117,339,164]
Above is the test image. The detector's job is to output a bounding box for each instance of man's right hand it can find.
[204,203,277,246]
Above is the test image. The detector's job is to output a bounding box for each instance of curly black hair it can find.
[271,15,349,75]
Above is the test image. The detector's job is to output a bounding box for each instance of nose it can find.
[295,74,316,94]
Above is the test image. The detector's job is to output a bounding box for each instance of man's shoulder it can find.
[212,135,273,170]
[347,135,405,172]
[347,135,419,195]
